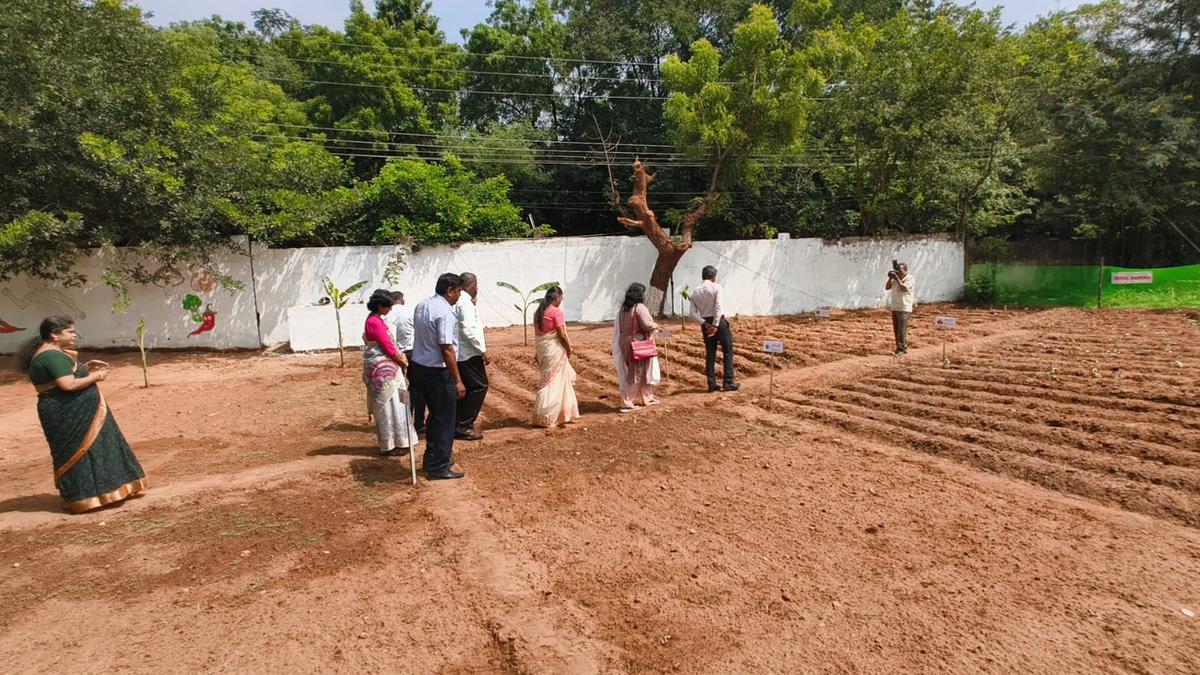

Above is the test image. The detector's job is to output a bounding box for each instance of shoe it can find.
[722,383,740,392]
[643,399,662,406]
[424,468,465,480]
[707,385,720,393]
[619,407,639,413]
[380,448,408,457]
[455,428,483,441]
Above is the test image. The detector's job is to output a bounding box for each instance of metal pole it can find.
[769,354,775,410]
[942,328,947,368]
[1097,254,1104,309]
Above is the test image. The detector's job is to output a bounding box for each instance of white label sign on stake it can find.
[814,308,831,318]
[762,340,785,354]
[1111,271,1153,285]
[935,316,958,329]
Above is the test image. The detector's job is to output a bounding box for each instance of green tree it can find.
[618,4,823,313]
[1018,0,1200,265]
[319,156,545,247]
[799,6,1036,240]
[273,1,463,177]
[0,0,345,297]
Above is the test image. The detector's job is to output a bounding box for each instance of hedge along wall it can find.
[966,262,1200,308]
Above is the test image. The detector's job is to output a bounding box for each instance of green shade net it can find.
[967,263,1200,308]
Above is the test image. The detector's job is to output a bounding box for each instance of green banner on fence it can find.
[967,263,1200,308]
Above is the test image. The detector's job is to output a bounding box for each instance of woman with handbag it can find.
[615,283,661,412]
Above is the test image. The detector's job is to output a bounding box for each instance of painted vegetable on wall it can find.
[182,294,217,337]
[0,319,25,334]
[189,306,217,337]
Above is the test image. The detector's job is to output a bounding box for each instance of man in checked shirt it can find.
[688,265,740,392]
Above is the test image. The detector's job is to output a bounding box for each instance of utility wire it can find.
[271,35,663,68]
[254,54,672,85]
[264,76,672,100]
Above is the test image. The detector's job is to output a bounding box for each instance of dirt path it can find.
[2,305,1198,671]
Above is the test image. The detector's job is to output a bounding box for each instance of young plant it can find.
[135,316,149,387]
[323,277,368,367]
[496,280,560,345]
[680,285,691,331]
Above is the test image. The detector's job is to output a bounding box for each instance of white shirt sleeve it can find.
[689,291,706,326]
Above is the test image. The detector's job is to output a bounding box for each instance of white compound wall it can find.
[0,234,963,353]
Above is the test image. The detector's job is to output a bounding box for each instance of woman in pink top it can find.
[362,290,419,471]
[531,286,580,428]
[616,282,660,411]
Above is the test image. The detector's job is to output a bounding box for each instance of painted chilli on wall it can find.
[0,319,26,334]
[182,294,217,337]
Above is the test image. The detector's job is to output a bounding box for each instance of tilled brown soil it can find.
[1,305,1198,672]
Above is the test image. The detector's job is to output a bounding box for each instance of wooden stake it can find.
[1097,255,1104,309]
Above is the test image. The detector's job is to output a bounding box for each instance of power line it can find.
[321,148,1004,169]
[271,35,663,69]
[264,76,671,100]
[256,54,672,85]
[263,134,863,163]
[260,124,1001,160]
[265,122,683,149]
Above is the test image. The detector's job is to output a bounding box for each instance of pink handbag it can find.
[629,308,657,360]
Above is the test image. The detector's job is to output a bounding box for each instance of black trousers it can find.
[455,355,489,431]
[405,350,425,432]
[891,311,910,354]
[703,317,736,388]
[409,363,456,473]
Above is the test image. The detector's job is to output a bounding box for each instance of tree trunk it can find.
[616,160,703,316]
[646,247,686,318]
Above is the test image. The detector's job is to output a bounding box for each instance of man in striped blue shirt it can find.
[409,273,467,480]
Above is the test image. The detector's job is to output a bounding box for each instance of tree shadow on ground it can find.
[308,444,378,457]
[349,458,413,487]
[323,421,373,433]
[580,401,618,415]
[481,417,535,431]
[0,493,62,514]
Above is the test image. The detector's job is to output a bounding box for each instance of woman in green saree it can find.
[18,317,146,513]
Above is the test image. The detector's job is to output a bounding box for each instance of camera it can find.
[887,259,901,280]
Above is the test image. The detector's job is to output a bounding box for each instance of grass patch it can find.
[218,512,300,537]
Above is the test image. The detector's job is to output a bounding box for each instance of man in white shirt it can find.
[885,262,916,355]
[410,273,466,480]
[389,291,415,358]
[688,265,739,392]
[388,290,421,430]
[453,272,489,441]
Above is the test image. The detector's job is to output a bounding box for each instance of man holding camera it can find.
[885,261,915,356]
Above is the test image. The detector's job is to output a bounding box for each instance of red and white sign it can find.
[1111,271,1153,285]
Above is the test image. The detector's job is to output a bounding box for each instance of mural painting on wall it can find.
[0,319,26,334]
[182,294,217,338]
[151,264,186,290]
[190,267,216,293]
[3,282,88,319]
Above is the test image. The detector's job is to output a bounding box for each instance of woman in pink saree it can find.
[362,290,419,460]
[531,286,580,428]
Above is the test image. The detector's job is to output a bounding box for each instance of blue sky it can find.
[136,1,1091,39]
